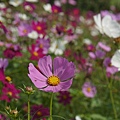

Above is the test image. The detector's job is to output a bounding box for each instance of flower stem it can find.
[108,80,118,120]
[50,92,54,120]
[28,95,30,120]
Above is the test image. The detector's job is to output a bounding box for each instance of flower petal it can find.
[28,63,47,82]
[53,57,69,77]
[38,55,52,77]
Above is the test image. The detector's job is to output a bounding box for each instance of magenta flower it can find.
[57,91,72,105]
[0,82,20,102]
[51,5,62,13]
[3,44,22,59]
[32,21,47,35]
[28,44,45,61]
[31,104,49,120]
[0,21,7,33]
[23,2,36,12]
[28,55,75,92]
[82,82,97,98]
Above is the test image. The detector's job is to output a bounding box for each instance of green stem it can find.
[28,95,30,120]
[50,92,54,120]
[108,80,118,120]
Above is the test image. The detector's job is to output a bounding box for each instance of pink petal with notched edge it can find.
[28,74,47,88]
[38,55,52,77]
[28,63,47,82]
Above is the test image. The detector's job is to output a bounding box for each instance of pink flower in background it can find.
[0,58,8,81]
[3,44,22,59]
[82,82,97,98]
[51,5,62,13]
[57,91,72,105]
[32,21,47,35]
[28,55,75,92]
[0,21,7,33]
[0,82,20,102]
[18,23,32,36]
[28,44,45,61]
[103,57,118,77]
[23,2,36,12]
[31,104,49,120]
[36,37,50,54]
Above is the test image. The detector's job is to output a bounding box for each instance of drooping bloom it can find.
[57,91,72,105]
[82,82,97,98]
[28,55,75,92]
[111,49,120,71]
[93,14,120,38]
[31,104,49,120]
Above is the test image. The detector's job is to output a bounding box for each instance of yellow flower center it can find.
[37,111,42,116]
[87,87,91,92]
[6,76,12,82]
[7,91,12,96]
[33,51,38,56]
[47,75,60,86]
[23,29,27,33]
[63,95,67,99]
[54,9,58,13]
[39,44,43,48]
[36,26,42,31]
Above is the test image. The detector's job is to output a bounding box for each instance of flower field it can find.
[0,0,120,120]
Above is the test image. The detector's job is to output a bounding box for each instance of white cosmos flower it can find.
[75,115,82,120]
[9,0,23,7]
[93,14,120,38]
[43,4,51,12]
[25,0,38,2]
[28,31,38,39]
[49,40,67,55]
[111,49,120,71]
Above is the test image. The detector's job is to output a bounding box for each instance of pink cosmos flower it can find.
[57,91,72,105]
[18,23,32,36]
[3,44,22,59]
[28,44,45,61]
[28,55,75,92]
[0,21,7,33]
[31,104,49,120]
[23,2,36,12]
[32,21,47,35]
[36,37,50,54]
[82,82,97,98]
[0,82,20,102]
[0,58,8,81]
[51,5,62,13]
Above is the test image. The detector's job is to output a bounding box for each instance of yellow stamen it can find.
[47,75,60,86]
[87,87,91,92]
[63,95,67,99]
[37,111,42,116]
[33,51,38,56]
[7,92,12,96]
[23,29,27,33]
[36,26,42,31]
[6,76,12,82]
[39,44,43,48]
[54,9,58,13]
